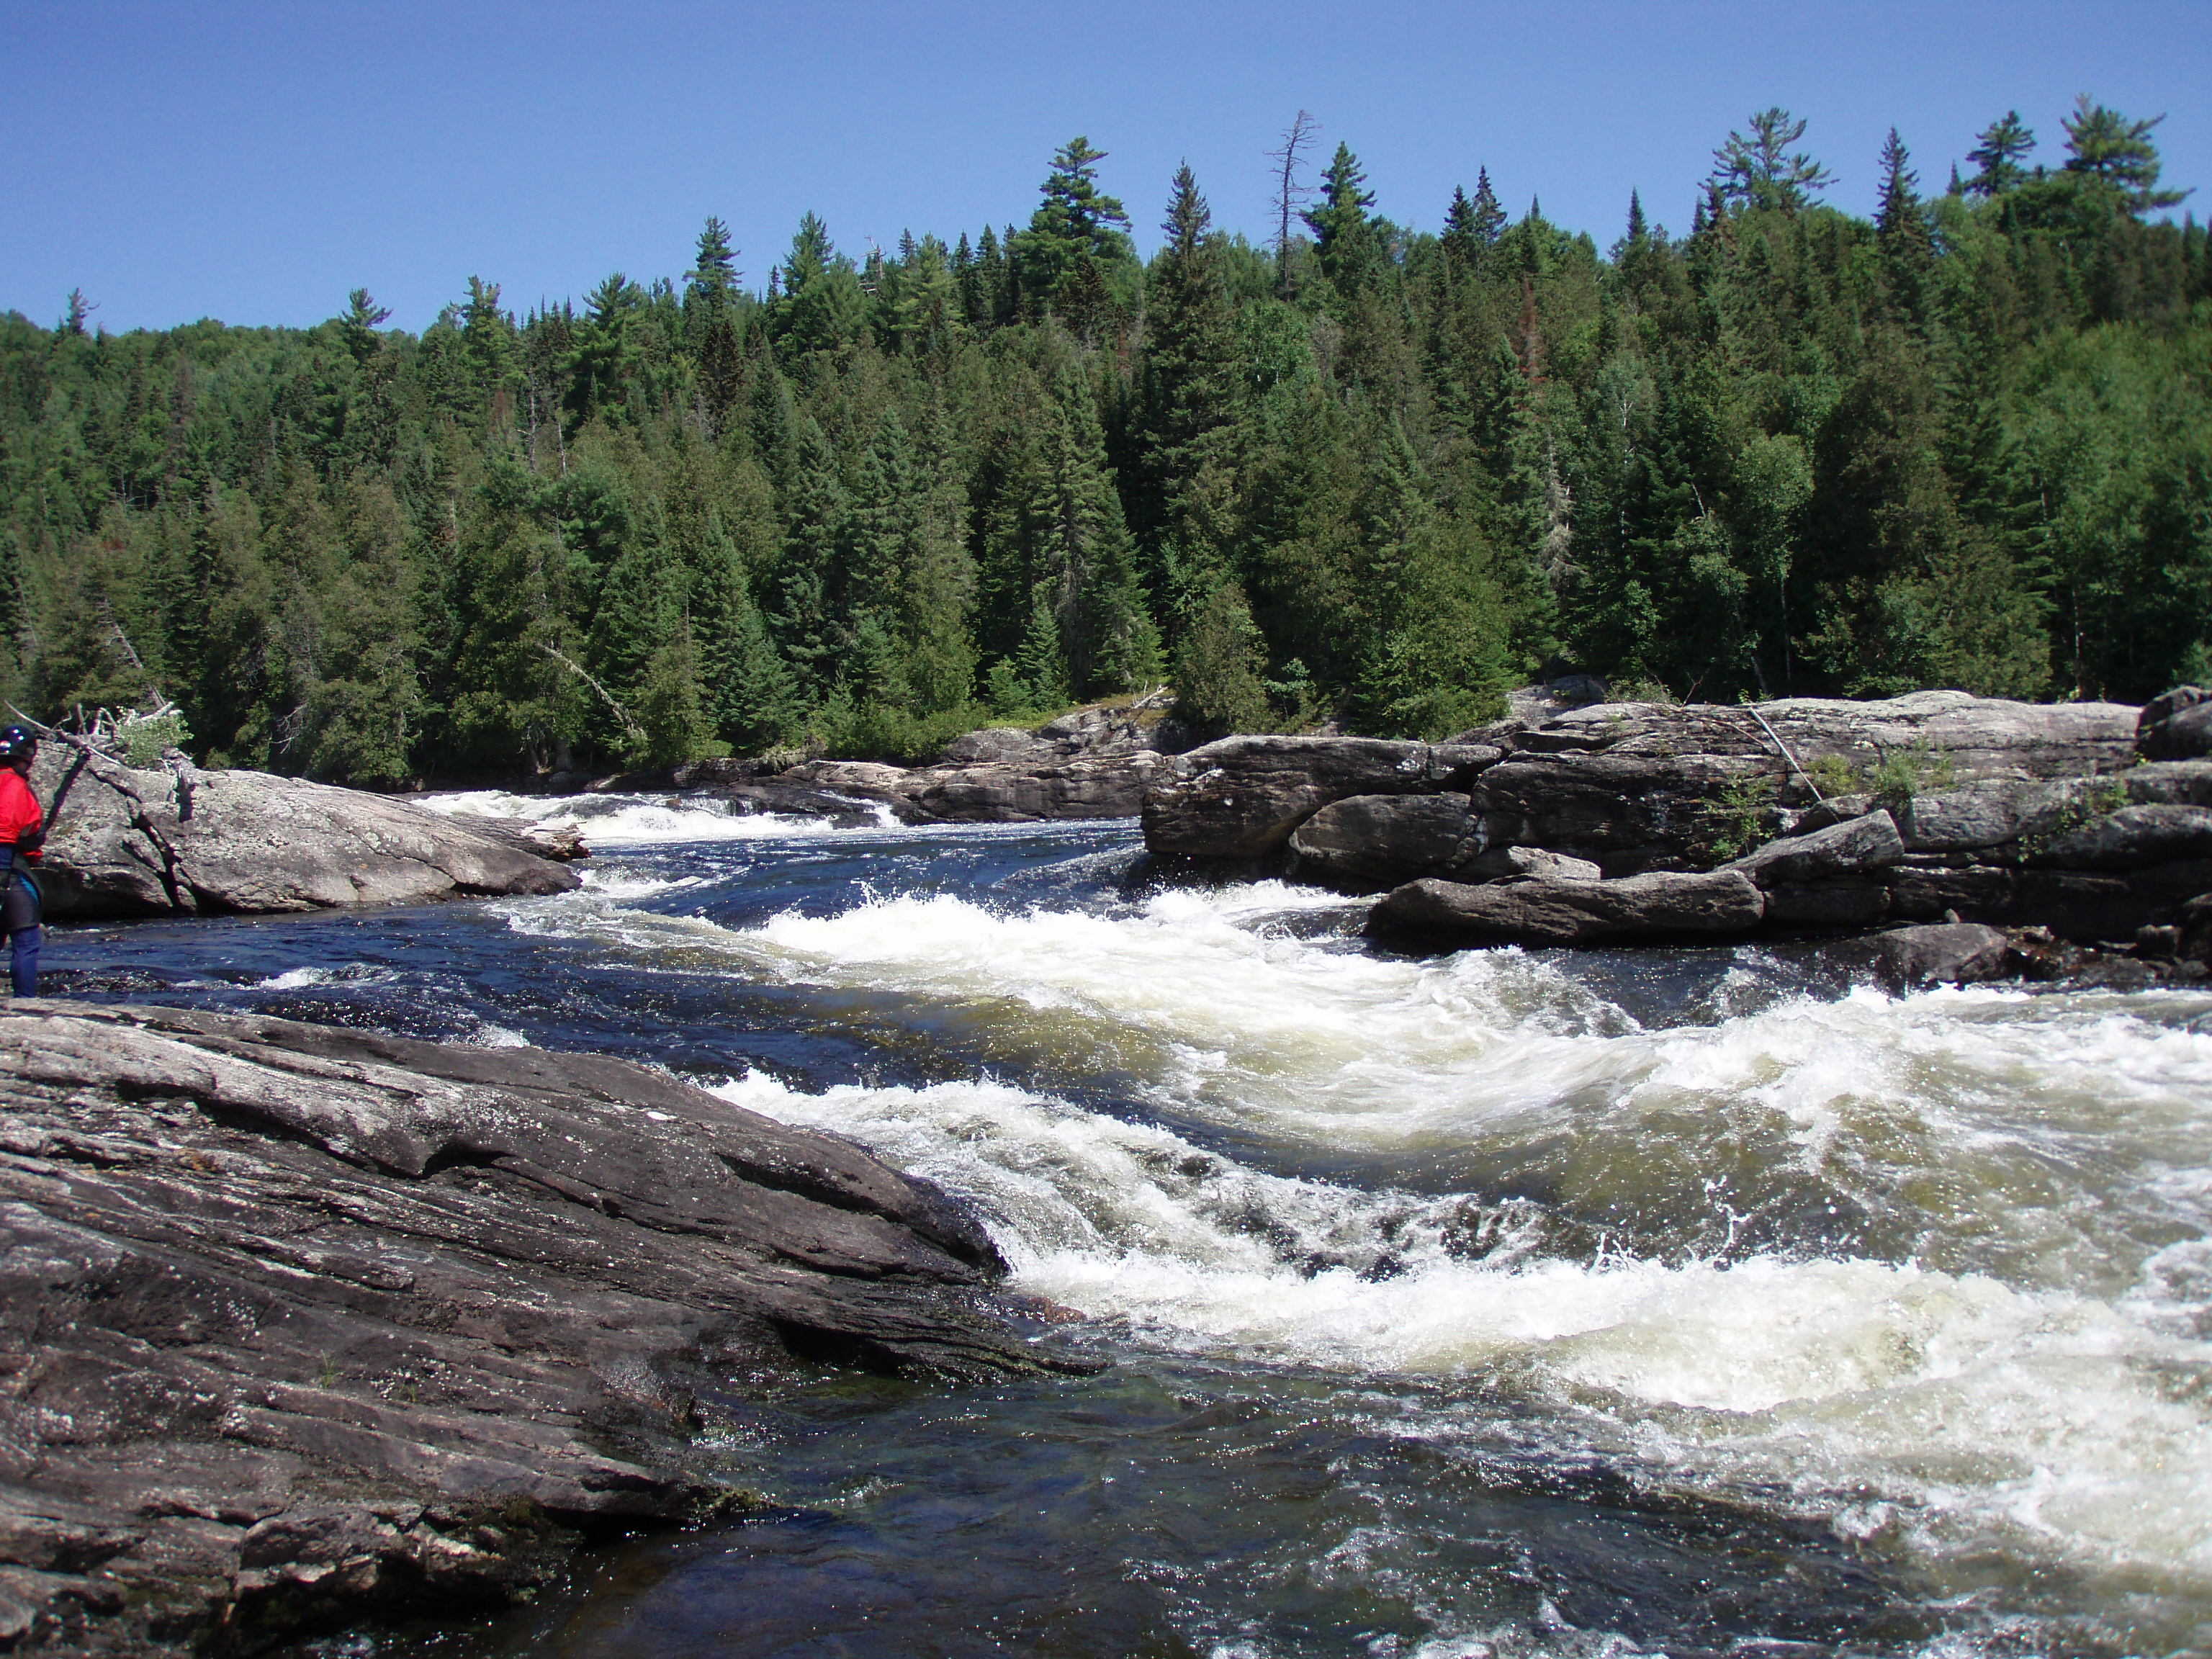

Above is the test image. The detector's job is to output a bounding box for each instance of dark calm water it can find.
[43,794,2212,1659]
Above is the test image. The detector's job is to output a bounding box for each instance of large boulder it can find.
[909,752,1168,822]
[1858,922,2025,988]
[0,1002,1069,1653]
[1285,792,1485,890]
[1370,868,1766,947]
[30,749,580,920]
[1501,691,2135,779]
[935,726,1061,766]
[2138,686,2212,761]
[1144,694,2135,874]
[1285,794,1611,892]
[2124,760,2212,808]
[2181,893,2212,966]
[1722,809,1905,887]
[1143,736,1497,858]
[2020,803,2212,869]
[1893,781,2050,853]
[1467,750,1766,872]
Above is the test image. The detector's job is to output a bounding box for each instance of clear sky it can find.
[5,0,2207,335]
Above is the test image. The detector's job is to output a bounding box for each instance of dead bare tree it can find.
[1267,110,1321,295]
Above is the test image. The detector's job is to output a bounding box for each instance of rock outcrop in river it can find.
[675,696,1182,825]
[30,747,582,920]
[0,1002,1064,1654]
[1143,690,2212,956]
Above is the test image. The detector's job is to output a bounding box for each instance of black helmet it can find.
[0,725,37,762]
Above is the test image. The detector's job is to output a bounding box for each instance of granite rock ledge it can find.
[0,1002,1071,1654]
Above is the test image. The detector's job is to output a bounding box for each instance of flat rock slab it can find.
[0,1002,1067,1653]
[1371,869,1766,947]
[31,750,579,920]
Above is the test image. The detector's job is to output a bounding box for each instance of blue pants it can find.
[2,867,40,997]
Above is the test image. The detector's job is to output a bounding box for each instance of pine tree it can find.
[1965,111,2036,198]
[2062,96,2190,215]
[1469,167,1507,245]
[766,418,846,698]
[1709,108,1833,214]
[1876,130,1936,323]
[1012,581,1071,706]
[1012,137,1135,333]
[461,277,521,431]
[772,213,866,361]
[687,217,742,318]
[337,289,391,367]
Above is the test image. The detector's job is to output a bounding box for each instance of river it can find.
[46,795,2212,1658]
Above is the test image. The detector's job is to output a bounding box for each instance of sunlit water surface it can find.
[47,793,2212,1658]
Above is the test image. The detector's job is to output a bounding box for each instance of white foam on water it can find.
[509,853,2212,1619]
[258,966,333,989]
[712,1027,2212,1604]
[578,868,707,902]
[418,788,877,845]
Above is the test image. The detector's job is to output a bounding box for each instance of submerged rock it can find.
[0,1002,1072,1653]
[31,748,580,921]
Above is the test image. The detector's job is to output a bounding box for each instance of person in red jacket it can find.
[0,725,45,997]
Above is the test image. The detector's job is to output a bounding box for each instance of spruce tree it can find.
[1171,579,1271,737]
[1304,143,1383,297]
[1137,163,1238,593]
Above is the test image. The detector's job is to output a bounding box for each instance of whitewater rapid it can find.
[435,791,2212,1647]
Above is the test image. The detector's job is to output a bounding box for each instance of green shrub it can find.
[1700,773,1779,862]
[1869,743,1957,809]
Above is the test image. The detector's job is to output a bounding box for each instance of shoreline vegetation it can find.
[4,101,2209,795]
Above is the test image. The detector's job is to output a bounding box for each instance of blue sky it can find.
[5,0,2207,334]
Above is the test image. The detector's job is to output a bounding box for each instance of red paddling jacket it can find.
[0,769,42,866]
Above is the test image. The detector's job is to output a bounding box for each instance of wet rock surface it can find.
[31,749,580,922]
[1853,922,2026,988]
[0,1002,1068,1654]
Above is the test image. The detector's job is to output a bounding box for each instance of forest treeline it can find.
[4,99,2210,784]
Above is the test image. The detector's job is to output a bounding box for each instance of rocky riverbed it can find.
[0,1002,1072,1655]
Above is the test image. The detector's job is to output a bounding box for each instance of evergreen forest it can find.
[4,99,2210,785]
